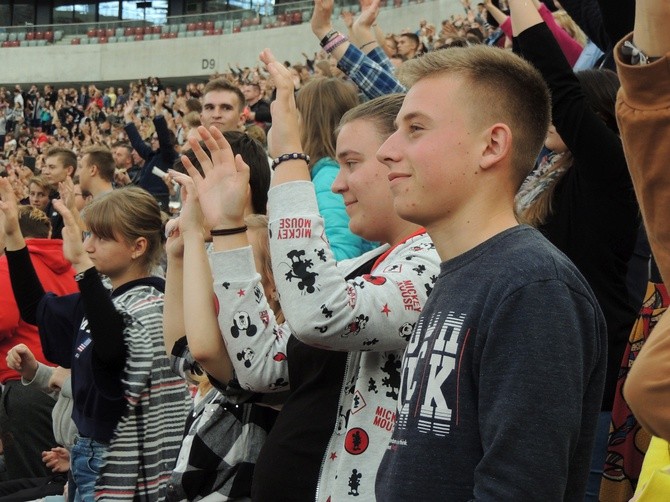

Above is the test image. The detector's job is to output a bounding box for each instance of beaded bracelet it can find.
[271,152,310,171]
[324,34,348,53]
[320,29,339,47]
[210,225,248,236]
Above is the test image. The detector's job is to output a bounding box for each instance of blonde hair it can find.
[295,78,360,167]
[397,45,551,188]
[82,187,164,271]
[245,214,284,324]
[553,10,587,47]
[18,205,51,238]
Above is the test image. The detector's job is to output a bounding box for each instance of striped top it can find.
[95,282,190,501]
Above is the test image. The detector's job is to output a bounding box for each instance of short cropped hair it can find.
[173,131,270,215]
[44,146,77,173]
[400,32,420,48]
[397,45,551,187]
[83,145,116,182]
[18,205,51,239]
[202,78,246,113]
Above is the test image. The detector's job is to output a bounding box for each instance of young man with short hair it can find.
[242,82,271,128]
[375,45,607,501]
[200,79,246,133]
[79,145,115,199]
[42,147,76,239]
[396,33,421,60]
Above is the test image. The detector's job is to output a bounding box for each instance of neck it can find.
[90,181,113,199]
[385,220,424,247]
[110,266,150,290]
[427,202,519,262]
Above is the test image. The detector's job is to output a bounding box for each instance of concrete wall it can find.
[2,0,462,86]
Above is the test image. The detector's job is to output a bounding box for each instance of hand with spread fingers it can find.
[52,199,93,273]
[58,177,77,211]
[173,125,250,230]
[260,49,303,159]
[0,177,24,250]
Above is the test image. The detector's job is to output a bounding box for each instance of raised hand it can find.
[58,177,76,211]
[164,217,185,260]
[341,10,355,30]
[168,172,206,235]
[52,199,92,272]
[172,125,250,230]
[260,49,303,158]
[6,343,39,381]
[311,0,335,39]
[123,99,135,122]
[0,178,22,246]
[353,0,381,43]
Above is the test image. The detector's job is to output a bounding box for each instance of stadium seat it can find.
[26,31,35,41]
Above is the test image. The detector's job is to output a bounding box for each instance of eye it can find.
[408,124,424,135]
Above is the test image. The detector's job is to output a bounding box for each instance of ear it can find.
[480,123,512,171]
[130,236,148,260]
[66,165,75,177]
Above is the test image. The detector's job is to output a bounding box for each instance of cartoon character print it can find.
[381,353,401,400]
[362,275,387,286]
[321,303,334,319]
[398,322,415,342]
[283,249,318,293]
[348,469,362,496]
[230,311,258,338]
[425,274,438,297]
[412,264,426,276]
[236,348,254,368]
[316,248,327,262]
[368,377,378,394]
[342,314,369,338]
[253,285,263,303]
[362,338,379,347]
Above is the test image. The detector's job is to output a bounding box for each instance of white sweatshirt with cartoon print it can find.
[210,181,441,501]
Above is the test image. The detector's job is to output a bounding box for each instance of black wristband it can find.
[271,152,310,170]
[210,225,248,237]
[320,29,339,47]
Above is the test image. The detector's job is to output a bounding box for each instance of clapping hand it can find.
[172,126,250,231]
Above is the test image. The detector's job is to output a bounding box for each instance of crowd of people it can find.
[0,0,668,500]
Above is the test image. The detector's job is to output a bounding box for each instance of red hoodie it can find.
[0,238,78,383]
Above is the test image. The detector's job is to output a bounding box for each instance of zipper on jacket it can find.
[315,351,353,502]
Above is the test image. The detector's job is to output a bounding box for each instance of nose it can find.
[83,234,94,253]
[376,131,400,166]
[331,166,348,194]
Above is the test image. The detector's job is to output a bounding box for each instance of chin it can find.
[393,203,422,227]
